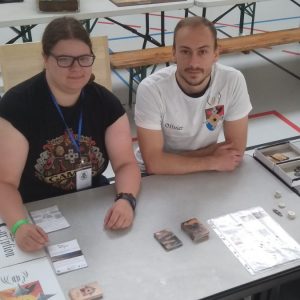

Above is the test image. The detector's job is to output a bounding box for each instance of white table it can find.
[193,0,271,35]
[0,0,194,44]
[25,155,300,300]
[0,0,194,27]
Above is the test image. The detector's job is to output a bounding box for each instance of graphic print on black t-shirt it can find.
[34,130,105,191]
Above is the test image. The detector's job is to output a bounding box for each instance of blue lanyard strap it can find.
[50,93,83,154]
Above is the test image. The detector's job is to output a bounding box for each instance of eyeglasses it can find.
[49,53,95,68]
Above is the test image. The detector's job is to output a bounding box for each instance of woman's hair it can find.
[42,17,93,55]
[173,16,217,50]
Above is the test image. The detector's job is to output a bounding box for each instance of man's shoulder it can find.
[214,63,243,78]
[139,65,176,88]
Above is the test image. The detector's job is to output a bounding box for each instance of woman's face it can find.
[44,39,93,94]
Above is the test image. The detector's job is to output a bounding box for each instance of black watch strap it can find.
[115,193,136,211]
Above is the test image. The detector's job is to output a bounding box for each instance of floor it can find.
[0,0,299,179]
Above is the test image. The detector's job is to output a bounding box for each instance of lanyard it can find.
[50,93,83,154]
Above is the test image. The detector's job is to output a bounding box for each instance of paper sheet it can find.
[0,257,65,299]
[47,239,88,275]
[208,207,300,274]
[30,205,70,233]
[0,219,45,269]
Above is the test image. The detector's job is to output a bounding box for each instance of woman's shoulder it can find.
[3,72,46,101]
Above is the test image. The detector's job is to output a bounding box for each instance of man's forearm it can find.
[180,142,222,158]
[144,142,243,175]
[144,151,215,175]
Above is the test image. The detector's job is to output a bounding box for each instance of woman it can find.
[0,17,140,252]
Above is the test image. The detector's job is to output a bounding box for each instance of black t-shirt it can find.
[0,72,125,202]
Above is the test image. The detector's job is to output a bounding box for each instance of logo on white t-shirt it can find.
[164,123,183,131]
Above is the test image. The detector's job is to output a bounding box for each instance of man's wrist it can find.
[115,193,136,211]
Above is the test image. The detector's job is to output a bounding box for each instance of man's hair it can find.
[173,16,217,50]
[42,17,93,56]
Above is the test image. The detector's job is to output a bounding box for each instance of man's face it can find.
[173,25,219,94]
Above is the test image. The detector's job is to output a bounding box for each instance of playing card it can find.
[154,229,183,251]
[69,281,103,300]
[270,153,289,161]
[181,218,209,242]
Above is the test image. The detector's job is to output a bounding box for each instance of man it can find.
[135,16,252,175]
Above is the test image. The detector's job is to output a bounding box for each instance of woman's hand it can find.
[15,223,48,252]
[104,200,134,230]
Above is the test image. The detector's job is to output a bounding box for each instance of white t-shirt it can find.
[135,63,252,153]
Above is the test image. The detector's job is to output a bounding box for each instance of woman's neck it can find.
[46,74,81,107]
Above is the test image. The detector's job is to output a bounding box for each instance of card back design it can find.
[154,229,182,251]
[181,218,209,242]
[69,281,102,300]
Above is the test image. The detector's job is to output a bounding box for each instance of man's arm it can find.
[223,115,248,154]
[137,124,243,175]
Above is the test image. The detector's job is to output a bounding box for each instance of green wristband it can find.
[11,219,29,236]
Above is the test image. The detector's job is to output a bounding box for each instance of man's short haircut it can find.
[173,16,217,50]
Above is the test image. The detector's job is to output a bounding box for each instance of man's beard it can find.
[179,68,211,87]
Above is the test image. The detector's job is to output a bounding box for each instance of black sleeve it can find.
[0,85,32,139]
[88,83,125,127]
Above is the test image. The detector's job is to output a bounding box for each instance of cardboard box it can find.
[254,140,300,188]
[38,0,79,12]
[254,141,300,170]
[274,159,300,187]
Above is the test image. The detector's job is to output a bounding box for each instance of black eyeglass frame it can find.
[49,53,96,68]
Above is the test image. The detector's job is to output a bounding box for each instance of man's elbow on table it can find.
[143,153,164,175]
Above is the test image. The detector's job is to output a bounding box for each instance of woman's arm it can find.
[104,114,141,230]
[0,117,48,251]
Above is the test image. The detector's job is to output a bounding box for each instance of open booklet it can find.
[0,218,46,269]
[0,257,66,299]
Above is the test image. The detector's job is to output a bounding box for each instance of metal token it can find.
[272,209,283,217]
[287,210,296,220]
[274,191,282,199]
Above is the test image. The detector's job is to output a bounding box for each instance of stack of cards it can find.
[154,229,182,251]
[69,281,103,300]
[47,239,88,274]
[181,218,209,242]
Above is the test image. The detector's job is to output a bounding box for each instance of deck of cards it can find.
[181,218,209,242]
[154,229,183,251]
[69,281,103,300]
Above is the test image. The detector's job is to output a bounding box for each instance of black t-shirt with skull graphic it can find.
[0,72,125,202]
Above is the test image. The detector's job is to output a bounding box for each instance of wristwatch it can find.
[115,192,136,211]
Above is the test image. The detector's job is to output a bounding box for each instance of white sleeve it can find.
[225,70,252,121]
[134,79,163,130]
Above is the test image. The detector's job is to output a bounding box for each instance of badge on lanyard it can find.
[76,166,92,190]
[50,91,92,191]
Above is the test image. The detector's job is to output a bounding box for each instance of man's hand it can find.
[15,223,48,252]
[211,143,243,171]
[104,200,134,230]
